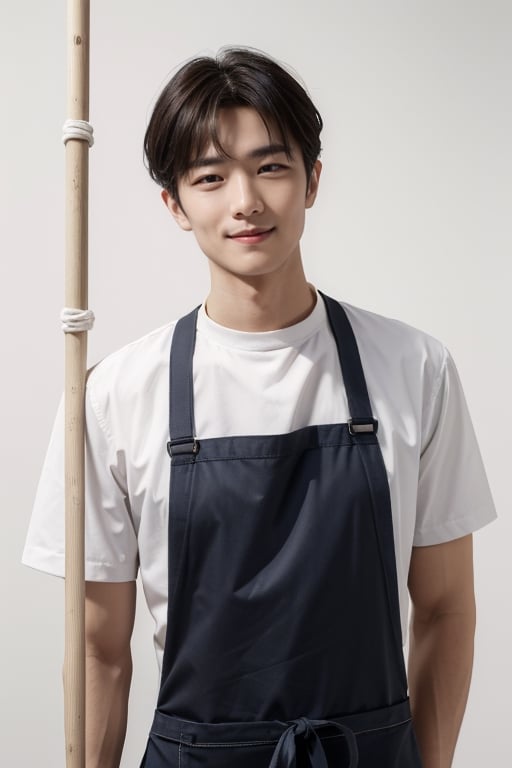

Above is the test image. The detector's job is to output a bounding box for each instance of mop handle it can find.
[63,1,91,766]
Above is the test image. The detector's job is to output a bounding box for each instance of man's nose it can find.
[230,175,264,218]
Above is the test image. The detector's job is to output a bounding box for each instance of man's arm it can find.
[407,534,476,768]
[85,580,136,768]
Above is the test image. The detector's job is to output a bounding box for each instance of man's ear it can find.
[161,189,193,231]
[305,160,322,209]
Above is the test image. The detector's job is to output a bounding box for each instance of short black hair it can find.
[144,47,323,200]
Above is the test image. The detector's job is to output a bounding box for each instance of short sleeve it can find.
[22,386,139,581]
[414,348,497,546]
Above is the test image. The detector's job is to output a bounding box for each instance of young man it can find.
[23,48,496,767]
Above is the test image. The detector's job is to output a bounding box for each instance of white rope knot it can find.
[61,307,95,333]
[62,119,94,147]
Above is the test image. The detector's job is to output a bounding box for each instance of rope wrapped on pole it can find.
[63,1,91,766]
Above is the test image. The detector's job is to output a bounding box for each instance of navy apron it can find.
[141,292,423,767]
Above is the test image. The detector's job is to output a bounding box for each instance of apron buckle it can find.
[167,438,200,457]
[348,418,377,435]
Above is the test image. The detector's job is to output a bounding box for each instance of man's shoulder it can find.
[86,321,176,405]
[334,300,449,403]
[340,300,447,370]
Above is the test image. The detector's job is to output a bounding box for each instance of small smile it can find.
[227,227,275,243]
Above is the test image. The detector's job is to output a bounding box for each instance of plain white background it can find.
[1,1,509,765]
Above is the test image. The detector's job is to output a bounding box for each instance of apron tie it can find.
[268,716,359,768]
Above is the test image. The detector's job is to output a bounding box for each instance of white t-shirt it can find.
[23,292,496,670]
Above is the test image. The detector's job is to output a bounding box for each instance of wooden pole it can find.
[63,1,90,766]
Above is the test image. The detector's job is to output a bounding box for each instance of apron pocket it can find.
[141,733,182,767]
[180,741,278,768]
[347,718,423,767]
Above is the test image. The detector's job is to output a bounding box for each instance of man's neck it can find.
[205,268,316,332]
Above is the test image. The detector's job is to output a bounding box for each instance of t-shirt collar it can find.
[196,287,327,351]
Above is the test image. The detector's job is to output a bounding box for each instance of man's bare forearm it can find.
[408,605,475,768]
[407,535,476,768]
[86,648,132,768]
[84,581,136,768]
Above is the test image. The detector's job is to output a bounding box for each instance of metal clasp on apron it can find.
[167,438,200,457]
[348,418,378,435]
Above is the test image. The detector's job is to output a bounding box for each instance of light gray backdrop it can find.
[1,1,509,765]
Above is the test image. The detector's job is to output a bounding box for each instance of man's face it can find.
[162,107,321,285]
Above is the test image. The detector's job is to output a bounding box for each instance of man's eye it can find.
[194,174,222,185]
[259,163,284,173]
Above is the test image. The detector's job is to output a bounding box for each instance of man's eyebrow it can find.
[187,144,292,171]
[247,143,292,160]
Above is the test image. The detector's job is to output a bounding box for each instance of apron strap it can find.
[320,292,376,432]
[168,306,200,452]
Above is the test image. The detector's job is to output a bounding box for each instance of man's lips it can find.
[227,227,275,242]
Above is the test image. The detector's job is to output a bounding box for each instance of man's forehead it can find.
[193,107,291,159]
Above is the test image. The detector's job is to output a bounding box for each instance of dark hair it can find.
[144,47,323,200]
